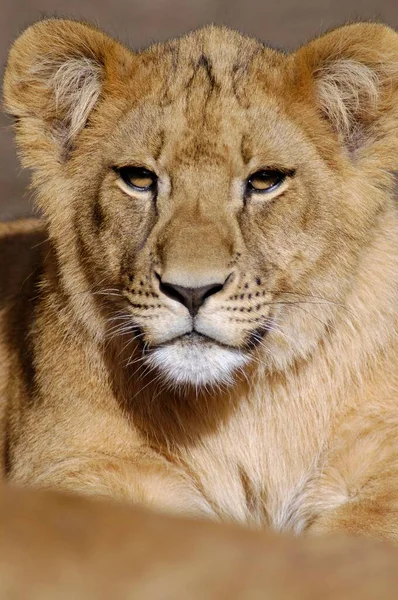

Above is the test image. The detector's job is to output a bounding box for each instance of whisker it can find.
[281,303,335,330]
[132,369,165,397]
[273,290,357,319]
[125,353,148,368]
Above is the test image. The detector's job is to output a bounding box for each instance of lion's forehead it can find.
[144,25,278,89]
[114,28,290,148]
[108,93,309,176]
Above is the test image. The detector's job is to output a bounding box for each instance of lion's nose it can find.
[158,279,225,317]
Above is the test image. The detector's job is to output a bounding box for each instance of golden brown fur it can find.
[1,484,398,599]
[2,19,398,541]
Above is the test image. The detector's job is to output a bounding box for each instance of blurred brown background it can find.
[2,0,398,220]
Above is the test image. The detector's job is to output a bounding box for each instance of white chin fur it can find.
[146,339,250,388]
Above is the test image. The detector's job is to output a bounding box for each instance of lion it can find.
[2,18,398,542]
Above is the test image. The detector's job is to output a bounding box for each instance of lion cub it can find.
[2,19,398,541]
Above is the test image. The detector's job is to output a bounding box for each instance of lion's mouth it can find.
[135,313,273,388]
[153,319,272,354]
[144,330,251,388]
[173,330,240,350]
[145,330,215,354]
[177,331,211,344]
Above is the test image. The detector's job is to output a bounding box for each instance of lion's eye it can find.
[247,170,286,194]
[118,166,157,191]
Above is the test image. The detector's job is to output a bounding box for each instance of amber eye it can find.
[247,170,286,194]
[118,166,157,191]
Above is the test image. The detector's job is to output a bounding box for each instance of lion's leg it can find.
[10,455,216,519]
[305,413,398,544]
[307,492,398,544]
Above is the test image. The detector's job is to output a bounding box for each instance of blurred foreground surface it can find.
[1,483,398,599]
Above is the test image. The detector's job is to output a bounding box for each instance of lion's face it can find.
[5,21,398,387]
[90,93,346,388]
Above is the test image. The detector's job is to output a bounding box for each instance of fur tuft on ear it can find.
[31,55,102,144]
[315,59,380,138]
[294,23,398,152]
[3,19,134,162]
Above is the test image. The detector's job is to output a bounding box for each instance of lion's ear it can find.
[294,23,398,153]
[3,19,133,160]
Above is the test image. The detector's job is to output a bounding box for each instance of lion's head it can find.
[4,20,398,387]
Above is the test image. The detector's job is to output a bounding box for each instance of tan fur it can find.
[1,484,398,599]
[2,19,398,542]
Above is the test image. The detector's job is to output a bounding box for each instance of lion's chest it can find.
[178,389,332,531]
